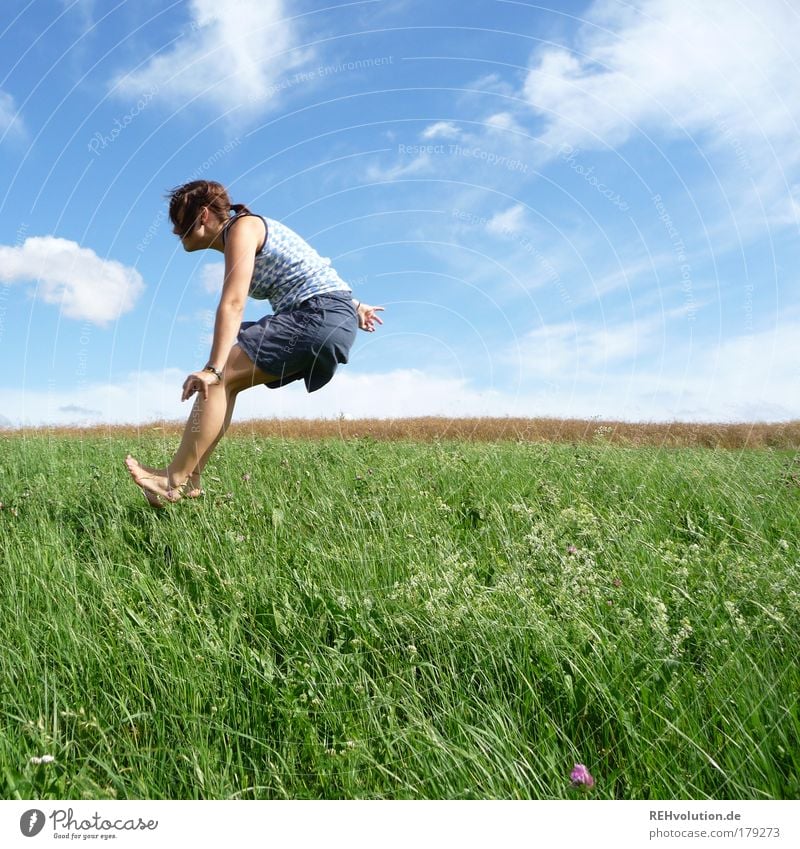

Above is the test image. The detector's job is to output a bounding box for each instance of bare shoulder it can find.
[225,214,267,253]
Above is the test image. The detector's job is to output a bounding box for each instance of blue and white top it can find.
[223,213,351,313]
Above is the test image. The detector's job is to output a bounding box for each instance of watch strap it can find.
[203,364,223,382]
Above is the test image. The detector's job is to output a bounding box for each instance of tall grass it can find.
[1,432,798,799]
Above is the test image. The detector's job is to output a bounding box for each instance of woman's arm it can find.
[181,217,262,401]
[206,217,263,369]
[352,299,385,332]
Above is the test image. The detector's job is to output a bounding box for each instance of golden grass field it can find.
[4,416,800,449]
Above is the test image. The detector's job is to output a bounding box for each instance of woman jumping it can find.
[125,179,384,507]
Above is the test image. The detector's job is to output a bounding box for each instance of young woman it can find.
[125,180,384,507]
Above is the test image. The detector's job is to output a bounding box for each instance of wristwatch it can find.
[203,364,223,382]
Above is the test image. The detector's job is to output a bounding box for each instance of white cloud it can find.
[3,322,798,429]
[364,152,437,183]
[470,73,517,99]
[523,1,800,201]
[683,321,800,420]
[1,369,186,428]
[0,89,24,138]
[0,236,144,325]
[486,204,527,237]
[484,112,524,133]
[0,367,509,428]
[499,317,800,422]
[421,121,462,140]
[507,316,663,379]
[200,261,225,294]
[361,87,540,187]
[63,0,94,24]
[113,0,308,116]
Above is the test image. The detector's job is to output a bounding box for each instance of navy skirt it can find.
[236,292,357,392]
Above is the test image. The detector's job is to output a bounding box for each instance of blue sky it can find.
[1,0,798,426]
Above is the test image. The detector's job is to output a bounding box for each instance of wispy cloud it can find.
[4,323,797,428]
[486,204,527,236]
[506,314,664,380]
[0,236,144,325]
[62,0,94,26]
[522,0,800,226]
[0,89,24,139]
[0,368,188,428]
[364,151,437,183]
[59,404,101,417]
[484,111,526,133]
[524,1,800,146]
[113,0,309,117]
[200,261,225,295]
[500,315,800,422]
[373,104,531,189]
[421,121,462,141]
[0,367,509,427]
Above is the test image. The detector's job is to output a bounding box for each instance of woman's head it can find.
[167,180,249,237]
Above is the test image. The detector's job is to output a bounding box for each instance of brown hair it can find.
[166,180,251,235]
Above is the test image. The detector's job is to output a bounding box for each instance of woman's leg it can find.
[138,385,240,499]
[130,393,239,505]
[184,387,241,492]
[125,344,277,503]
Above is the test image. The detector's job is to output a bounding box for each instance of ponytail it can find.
[167,180,252,233]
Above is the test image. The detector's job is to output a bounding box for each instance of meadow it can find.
[1,420,798,799]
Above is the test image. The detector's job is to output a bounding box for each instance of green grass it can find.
[1,433,798,799]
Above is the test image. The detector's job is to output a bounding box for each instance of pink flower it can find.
[570,763,595,788]
[567,545,578,555]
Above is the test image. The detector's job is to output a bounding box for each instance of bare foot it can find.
[130,459,204,499]
[186,472,204,498]
[125,455,185,504]
[142,487,166,509]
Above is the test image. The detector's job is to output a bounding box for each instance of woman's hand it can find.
[181,370,221,402]
[356,302,385,332]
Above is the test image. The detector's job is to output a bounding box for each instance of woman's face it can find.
[174,221,203,251]
[173,207,210,251]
